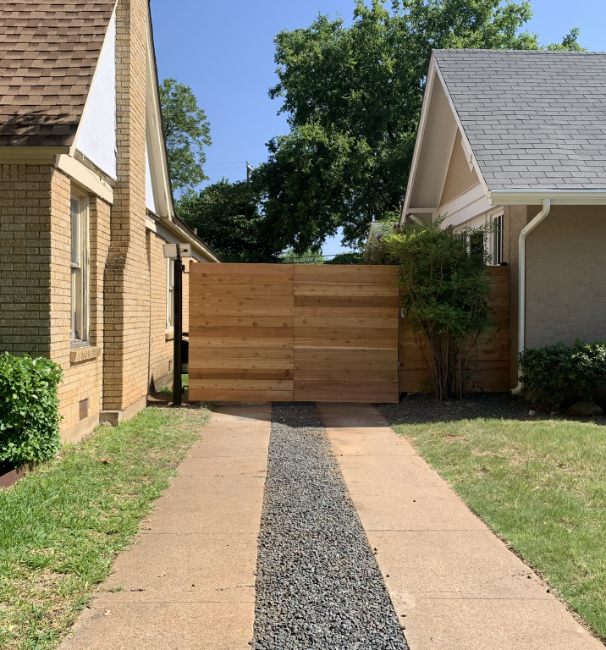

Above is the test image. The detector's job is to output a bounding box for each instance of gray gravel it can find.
[252,402,408,650]
[376,392,536,424]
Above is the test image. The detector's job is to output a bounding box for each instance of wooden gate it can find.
[189,264,400,403]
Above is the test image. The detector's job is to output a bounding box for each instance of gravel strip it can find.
[252,402,408,650]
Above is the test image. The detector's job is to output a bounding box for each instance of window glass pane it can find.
[71,198,80,266]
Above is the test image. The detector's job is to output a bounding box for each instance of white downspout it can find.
[512,198,551,395]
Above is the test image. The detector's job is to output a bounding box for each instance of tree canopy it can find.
[176,179,282,263]
[253,0,583,253]
[160,78,212,196]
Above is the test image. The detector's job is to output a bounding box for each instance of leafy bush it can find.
[324,251,364,265]
[0,353,63,470]
[370,217,495,400]
[520,340,606,411]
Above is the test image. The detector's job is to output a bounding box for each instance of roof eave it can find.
[489,190,606,206]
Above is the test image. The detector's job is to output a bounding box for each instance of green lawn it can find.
[391,416,606,641]
[0,406,209,650]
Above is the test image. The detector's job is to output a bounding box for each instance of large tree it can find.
[160,78,211,196]
[253,0,583,252]
[176,180,282,263]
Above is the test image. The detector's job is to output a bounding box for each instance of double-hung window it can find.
[70,193,89,344]
[166,258,175,329]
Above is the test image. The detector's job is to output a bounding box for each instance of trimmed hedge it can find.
[0,353,63,470]
[519,340,606,411]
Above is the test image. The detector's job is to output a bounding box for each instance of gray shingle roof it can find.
[433,49,606,192]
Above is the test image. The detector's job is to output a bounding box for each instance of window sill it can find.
[165,330,175,342]
[70,346,100,364]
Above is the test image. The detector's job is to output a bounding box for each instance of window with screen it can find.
[492,214,503,265]
[70,193,89,343]
[166,257,174,329]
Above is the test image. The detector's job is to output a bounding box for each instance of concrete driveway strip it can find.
[60,403,271,650]
[317,402,605,650]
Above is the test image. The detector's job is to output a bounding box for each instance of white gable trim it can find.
[402,56,491,223]
[440,183,491,229]
[71,3,118,178]
[146,18,174,219]
[55,154,114,204]
[433,62,489,197]
[402,61,439,220]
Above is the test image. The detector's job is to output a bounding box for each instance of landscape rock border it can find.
[252,401,408,650]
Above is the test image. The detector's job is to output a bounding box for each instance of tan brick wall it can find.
[102,0,151,412]
[48,172,112,432]
[526,205,606,348]
[146,232,196,390]
[147,230,172,388]
[0,164,53,356]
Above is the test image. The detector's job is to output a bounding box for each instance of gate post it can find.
[173,250,183,406]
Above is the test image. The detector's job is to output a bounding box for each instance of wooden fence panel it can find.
[189,264,295,402]
[293,265,400,403]
[399,266,511,393]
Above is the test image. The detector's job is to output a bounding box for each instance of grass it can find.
[391,416,606,640]
[0,406,209,650]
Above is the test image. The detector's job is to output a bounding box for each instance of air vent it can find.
[79,398,89,421]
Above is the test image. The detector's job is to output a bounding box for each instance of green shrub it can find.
[370,217,495,400]
[519,340,606,411]
[0,353,63,469]
[324,251,364,265]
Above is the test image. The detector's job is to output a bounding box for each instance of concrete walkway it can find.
[60,403,271,650]
[317,403,604,650]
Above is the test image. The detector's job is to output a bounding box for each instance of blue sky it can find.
[150,0,606,255]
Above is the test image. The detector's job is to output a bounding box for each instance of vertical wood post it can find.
[173,249,183,406]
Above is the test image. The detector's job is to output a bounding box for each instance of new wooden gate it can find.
[189,264,400,403]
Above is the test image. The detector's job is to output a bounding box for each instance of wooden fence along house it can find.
[188,264,510,402]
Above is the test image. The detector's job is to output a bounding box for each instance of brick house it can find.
[0,0,220,443]
[403,50,606,389]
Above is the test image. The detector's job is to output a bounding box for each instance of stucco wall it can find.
[525,205,606,349]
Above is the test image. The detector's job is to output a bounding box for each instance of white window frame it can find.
[166,257,174,330]
[70,191,90,345]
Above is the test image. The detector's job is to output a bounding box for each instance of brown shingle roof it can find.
[0,1,116,147]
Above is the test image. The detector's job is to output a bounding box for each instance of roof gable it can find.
[0,1,116,147]
[434,49,606,194]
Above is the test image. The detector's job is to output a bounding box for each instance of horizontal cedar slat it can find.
[294,296,399,308]
[294,265,398,278]
[191,359,294,370]
[190,326,293,339]
[191,379,294,390]
[295,369,396,382]
[189,389,293,402]
[295,307,397,320]
[190,369,294,380]
[191,338,293,349]
[190,348,294,360]
[294,326,398,340]
[295,285,398,297]
[294,316,399,330]
[295,340,398,350]
[193,317,292,328]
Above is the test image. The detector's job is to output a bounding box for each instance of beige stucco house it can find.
[403,49,606,388]
[0,0,219,443]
